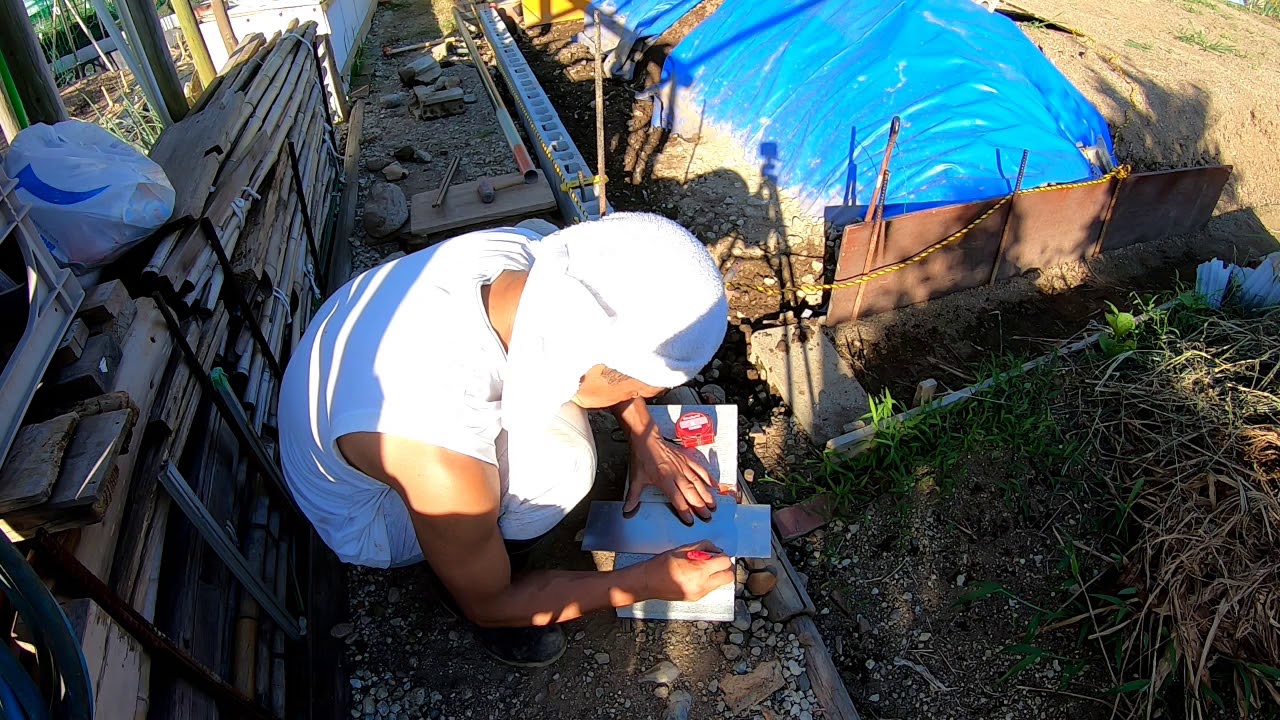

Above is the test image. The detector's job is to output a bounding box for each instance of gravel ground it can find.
[332,2,1280,719]
[336,10,834,719]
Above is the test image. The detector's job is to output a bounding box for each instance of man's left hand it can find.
[624,426,717,525]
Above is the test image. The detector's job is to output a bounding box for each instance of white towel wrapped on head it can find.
[503,212,729,432]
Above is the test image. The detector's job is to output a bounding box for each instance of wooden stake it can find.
[0,0,68,125]
[327,98,363,295]
[169,0,216,86]
[210,0,238,54]
[0,84,21,142]
[912,378,937,408]
[593,13,607,216]
[319,35,349,123]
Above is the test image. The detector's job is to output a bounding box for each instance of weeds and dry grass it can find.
[1061,305,1280,717]
[803,298,1280,717]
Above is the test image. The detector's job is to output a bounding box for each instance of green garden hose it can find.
[0,49,30,129]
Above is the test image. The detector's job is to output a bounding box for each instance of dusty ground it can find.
[332,0,1280,718]
[1017,0,1280,213]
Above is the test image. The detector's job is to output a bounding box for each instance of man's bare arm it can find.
[337,432,732,627]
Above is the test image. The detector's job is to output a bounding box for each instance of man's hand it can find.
[612,397,719,524]
[624,428,717,524]
[641,542,735,601]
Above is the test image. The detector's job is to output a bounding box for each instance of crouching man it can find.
[278,212,735,667]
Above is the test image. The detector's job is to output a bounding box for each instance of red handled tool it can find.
[686,550,715,561]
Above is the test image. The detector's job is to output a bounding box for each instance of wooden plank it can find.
[326,98,363,296]
[1101,165,1232,253]
[158,409,240,720]
[148,89,246,222]
[0,413,79,513]
[55,319,90,367]
[80,280,131,326]
[792,614,862,720]
[298,528,348,720]
[409,170,556,237]
[158,463,302,639]
[50,334,122,401]
[0,407,136,535]
[46,408,136,513]
[73,297,175,580]
[738,483,815,623]
[62,598,146,720]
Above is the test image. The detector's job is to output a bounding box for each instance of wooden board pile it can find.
[0,20,346,720]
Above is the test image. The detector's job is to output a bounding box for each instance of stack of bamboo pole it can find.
[144,20,338,318]
[0,16,343,720]
[72,22,343,719]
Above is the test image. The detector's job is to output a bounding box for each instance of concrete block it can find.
[748,323,869,444]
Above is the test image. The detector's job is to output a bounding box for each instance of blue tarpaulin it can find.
[645,0,1116,217]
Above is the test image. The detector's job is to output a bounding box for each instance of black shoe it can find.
[473,624,567,668]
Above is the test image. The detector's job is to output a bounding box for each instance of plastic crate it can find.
[0,165,85,465]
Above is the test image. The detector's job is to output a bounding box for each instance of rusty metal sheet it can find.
[826,165,1231,324]
[994,178,1114,280]
[828,198,1005,324]
[1099,166,1231,253]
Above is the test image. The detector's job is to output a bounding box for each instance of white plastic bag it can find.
[2,120,174,270]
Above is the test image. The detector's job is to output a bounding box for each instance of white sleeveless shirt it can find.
[278,229,536,567]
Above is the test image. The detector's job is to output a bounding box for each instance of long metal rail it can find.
[472,3,610,224]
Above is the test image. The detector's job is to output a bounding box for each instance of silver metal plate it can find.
[581,497,772,558]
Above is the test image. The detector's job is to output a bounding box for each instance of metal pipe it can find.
[432,155,461,208]
[453,6,537,183]
[90,0,170,126]
[115,0,186,121]
[57,0,115,74]
[31,531,278,720]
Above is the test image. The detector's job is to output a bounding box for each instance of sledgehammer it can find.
[476,173,536,204]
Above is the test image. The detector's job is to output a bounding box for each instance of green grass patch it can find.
[786,356,1080,512]
[1174,28,1244,55]
[1246,0,1280,17]
[1125,39,1155,51]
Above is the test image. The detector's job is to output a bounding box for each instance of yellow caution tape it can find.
[561,175,607,192]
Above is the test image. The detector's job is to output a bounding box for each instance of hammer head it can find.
[477,178,496,204]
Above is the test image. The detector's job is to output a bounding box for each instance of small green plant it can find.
[351,41,368,78]
[1174,28,1243,55]
[1249,0,1279,17]
[1125,39,1154,51]
[1099,301,1138,358]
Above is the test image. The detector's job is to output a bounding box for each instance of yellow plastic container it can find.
[522,0,591,26]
